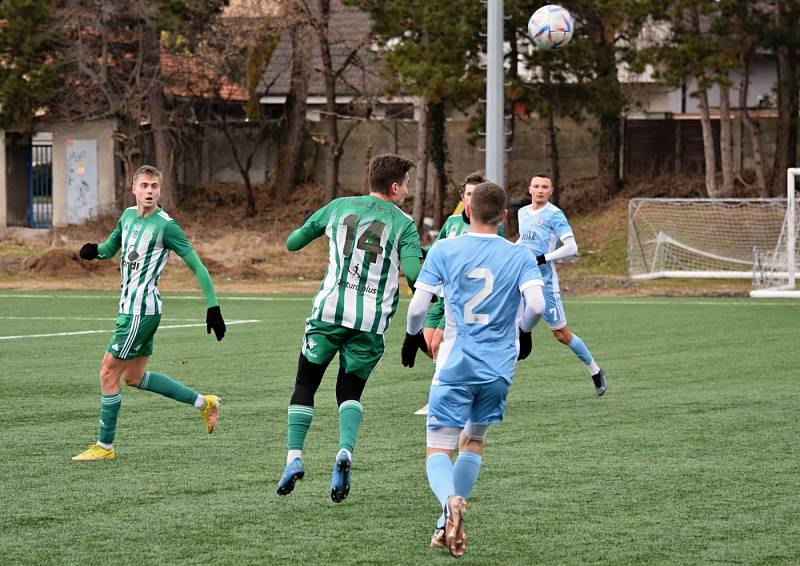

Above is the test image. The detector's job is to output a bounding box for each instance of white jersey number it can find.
[464,267,494,324]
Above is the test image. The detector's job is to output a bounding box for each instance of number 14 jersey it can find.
[303,195,422,334]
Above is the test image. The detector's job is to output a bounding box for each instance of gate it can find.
[28,143,53,228]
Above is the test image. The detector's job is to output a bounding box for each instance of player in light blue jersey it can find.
[403,183,545,557]
[517,172,607,396]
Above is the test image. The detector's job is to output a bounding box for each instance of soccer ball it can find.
[528,5,574,50]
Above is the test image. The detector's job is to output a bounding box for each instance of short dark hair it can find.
[460,169,488,197]
[531,171,551,181]
[471,182,507,224]
[133,165,162,184]
[368,154,415,194]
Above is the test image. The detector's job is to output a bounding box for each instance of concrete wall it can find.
[49,120,117,227]
[182,116,599,199]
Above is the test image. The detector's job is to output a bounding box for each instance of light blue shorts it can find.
[543,290,567,330]
[426,379,510,429]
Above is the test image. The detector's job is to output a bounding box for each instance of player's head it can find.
[132,165,162,211]
[369,154,415,204]
[460,170,487,207]
[469,182,507,225]
[529,172,553,206]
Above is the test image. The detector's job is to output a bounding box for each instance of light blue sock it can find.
[567,335,594,365]
[454,451,482,499]
[434,452,483,529]
[426,453,455,513]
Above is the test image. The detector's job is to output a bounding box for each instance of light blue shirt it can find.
[416,233,543,385]
[517,203,574,292]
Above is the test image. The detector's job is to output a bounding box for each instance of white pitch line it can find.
[0,319,260,341]
[0,293,309,301]
[0,316,204,322]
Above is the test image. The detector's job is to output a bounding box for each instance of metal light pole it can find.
[485,0,504,188]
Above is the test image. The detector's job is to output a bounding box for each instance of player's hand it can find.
[79,243,98,260]
[518,329,532,360]
[206,306,226,341]
[536,254,547,266]
[402,331,428,368]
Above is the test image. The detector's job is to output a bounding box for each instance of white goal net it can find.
[751,168,800,298]
[628,197,787,279]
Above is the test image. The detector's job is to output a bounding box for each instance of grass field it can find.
[1,291,798,565]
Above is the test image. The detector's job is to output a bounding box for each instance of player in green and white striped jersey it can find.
[71,165,227,462]
[277,154,424,502]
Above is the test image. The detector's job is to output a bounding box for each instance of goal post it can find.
[628,197,787,280]
[750,168,800,298]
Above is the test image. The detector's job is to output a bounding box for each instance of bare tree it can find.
[273,4,311,200]
[739,57,768,196]
[412,101,429,230]
[300,0,370,202]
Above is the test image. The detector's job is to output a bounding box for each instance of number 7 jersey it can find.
[303,195,422,334]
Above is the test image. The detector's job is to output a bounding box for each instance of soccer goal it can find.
[751,168,800,298]
[628,195,788,280]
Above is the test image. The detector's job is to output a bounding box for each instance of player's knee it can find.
[553,329,571,344]
[336,368,367,405]
[122,370,143,388]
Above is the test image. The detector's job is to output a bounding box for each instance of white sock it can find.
[97,441,113,450]
[287,450,303,464]
[194,395,205,409]
[587,361,600,376]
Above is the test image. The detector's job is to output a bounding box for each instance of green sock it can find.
[98,392,122,445]
[338,400,363,453]
[287,404,315,451]
[138,371,199,406]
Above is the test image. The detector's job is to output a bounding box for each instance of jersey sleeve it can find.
[286,202,333,251]
[516,249,544,291]
[398,218,423,260]
[415,243,444,295]
[163,220,194,257]
[553,210,574,242]
[97,216,123,259]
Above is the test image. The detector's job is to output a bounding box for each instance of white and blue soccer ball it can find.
[528,4,574,50]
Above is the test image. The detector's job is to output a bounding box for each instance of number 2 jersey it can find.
[302,195,422,334]
[415,233,543,385]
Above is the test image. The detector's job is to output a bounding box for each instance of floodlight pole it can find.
[486,0,504,189]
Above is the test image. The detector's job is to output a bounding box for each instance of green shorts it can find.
[424,297,446,330]
[107,313,161,360]
[301,319,385,380]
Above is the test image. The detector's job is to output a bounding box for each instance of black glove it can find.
[79,243,99,260]
[401,331,428,368]
[518,329,532,360]
[536,254,547,266]
[206,306,226,341]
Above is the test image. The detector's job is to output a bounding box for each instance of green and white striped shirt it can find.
[99,207,194,315]
[303,195,422,334]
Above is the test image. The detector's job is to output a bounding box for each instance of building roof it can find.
[258,0,388,100]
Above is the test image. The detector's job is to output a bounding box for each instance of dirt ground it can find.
[0,179,753,297]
